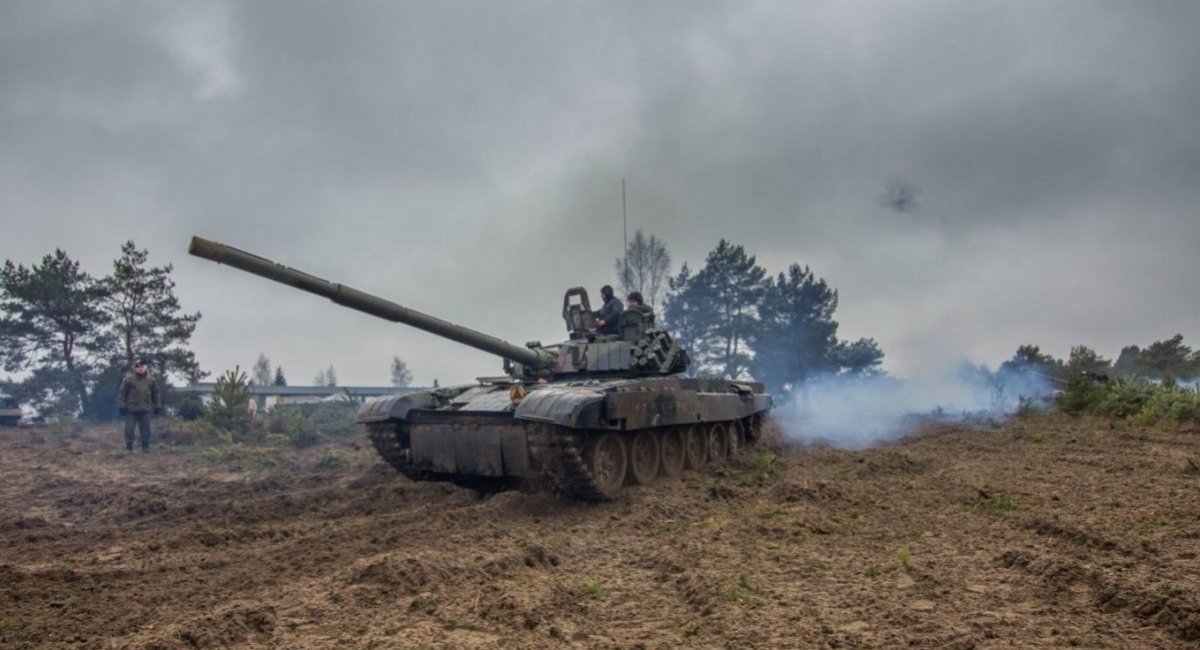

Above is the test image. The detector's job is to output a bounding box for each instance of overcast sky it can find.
[2,1,1198,386]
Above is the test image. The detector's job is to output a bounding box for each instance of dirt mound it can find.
[1,416,1198,647]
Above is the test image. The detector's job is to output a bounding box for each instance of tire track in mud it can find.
[995,516,1200,642]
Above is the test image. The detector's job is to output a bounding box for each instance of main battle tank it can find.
[189,236,772,500]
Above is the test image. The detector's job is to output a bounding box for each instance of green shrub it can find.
[1057,376,1106,415]
[1094,379,1154,418]
[175,394,205,421]
[264,406,320,448]
[307,398,360,437]
[1133,386,1200,425]
[202,367,254,437]
[163,419,228,446]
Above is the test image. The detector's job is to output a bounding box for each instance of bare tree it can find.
[313,365,337,387]
[391,356,413,387]
[614,230,672,307]
[251,353,272,386]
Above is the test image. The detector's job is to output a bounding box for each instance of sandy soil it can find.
[1,415,1198,649]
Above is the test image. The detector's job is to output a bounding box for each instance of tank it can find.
[188,236,772,500]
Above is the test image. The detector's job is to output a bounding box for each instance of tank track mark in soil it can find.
[999,548,1200,642]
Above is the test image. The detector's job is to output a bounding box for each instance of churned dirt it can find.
[1,415,1198,649]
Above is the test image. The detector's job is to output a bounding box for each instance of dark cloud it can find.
[2,1,1198,385]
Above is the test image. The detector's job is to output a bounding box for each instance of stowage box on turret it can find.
[189,236,772,500]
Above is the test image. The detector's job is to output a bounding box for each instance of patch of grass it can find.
[897,546,912,572]
[317,450,349,470]
[706,484,738,500]
[865,564,896,578]
[976,491,1018,512]
[679,620,702,638]
[692,513,730,531]
[1028,430,1048,443]
[729,573,758,605]
[0,617,14,631]
[736,452,776,487]
[579,579,610,599]
[1185,457,1200,476]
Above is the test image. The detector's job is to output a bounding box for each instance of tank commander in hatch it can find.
[593,284,623,335]
[626,291,655,326]
[117,358,162,452]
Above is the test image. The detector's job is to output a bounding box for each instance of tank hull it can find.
[358,378,772,499]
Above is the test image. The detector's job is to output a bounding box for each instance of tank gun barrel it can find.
[188,236,546,370]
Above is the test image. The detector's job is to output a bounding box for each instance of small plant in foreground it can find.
[1185,457,1200,476]
[580,579,610,599]
[317,450,349,470]
[976,490,1017,512]
[737,452,776,486]
[730,573,758,605]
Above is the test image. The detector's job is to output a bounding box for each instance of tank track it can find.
[367,419,758,502]
[364,421,432,483]
[366,419,612,501]
[527,424,610,502]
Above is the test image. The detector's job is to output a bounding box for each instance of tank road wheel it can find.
[707,422,731,464]
[743,414,763,444]
[628,430,661,485]
[683,425,708,470]
[657,428,686,478]
[584,433,627,497]
[728,420,744,455]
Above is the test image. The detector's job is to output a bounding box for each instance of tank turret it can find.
[187,236,687,379]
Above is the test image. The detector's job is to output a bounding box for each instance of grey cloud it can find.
[2,1,1198,384]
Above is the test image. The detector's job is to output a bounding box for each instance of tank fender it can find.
[514,386,606,428]
[356,386,471,423]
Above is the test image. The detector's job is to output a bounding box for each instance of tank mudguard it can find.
[514,386,606,428]
[357,392,436,423]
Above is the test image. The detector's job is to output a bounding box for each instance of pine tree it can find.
[750,264,882,388]
[0,250,111,415]
[273,366,287,386]
[102,241,201,383]
[686,240,766,379]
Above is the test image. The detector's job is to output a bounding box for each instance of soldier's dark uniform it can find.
[593,288,624,336]
[118,367,161,452]
[629,302,655,326]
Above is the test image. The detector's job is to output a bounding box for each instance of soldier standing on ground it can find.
[593,285,623,336]
[118,358,161,452]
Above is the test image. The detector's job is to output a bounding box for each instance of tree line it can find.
[619,232,883,387]
[997,337,1200,424]
[4,232,875,420]
[0,242,200,419]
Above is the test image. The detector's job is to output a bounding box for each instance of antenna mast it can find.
[622,178,628,284]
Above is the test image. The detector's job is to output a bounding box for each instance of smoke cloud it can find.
[772,362,1054,449]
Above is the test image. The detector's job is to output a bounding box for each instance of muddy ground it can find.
[1,415,1198,649]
